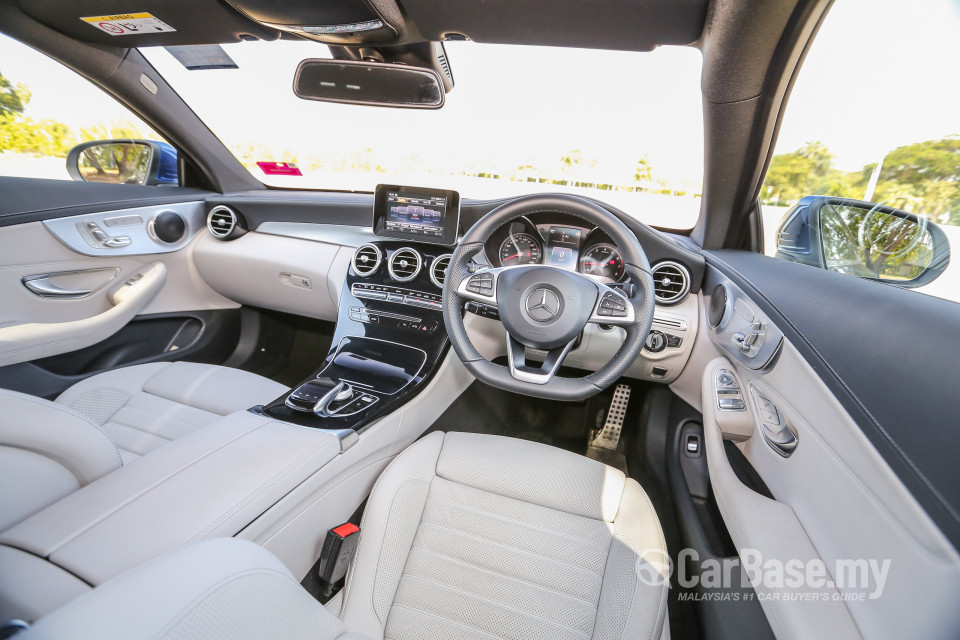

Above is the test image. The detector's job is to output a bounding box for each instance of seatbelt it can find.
[317,523,361,600]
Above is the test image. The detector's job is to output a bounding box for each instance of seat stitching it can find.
[132,392,221,425]
[67,385,130,426]
[590,521,618,640]
[388,603,510,640]
[122,398,219,422]
[614,532,668,640]
[109,405,205,435]
[407,545,597,606]
[425,495,609,550]
[102,420,174,443]
[150,568,311,640]
[0,388,124,468]
[370,476,432,626]
[417,521,605,577]
[398,572,592,638]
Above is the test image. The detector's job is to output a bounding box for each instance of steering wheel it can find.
[443,194,656,401]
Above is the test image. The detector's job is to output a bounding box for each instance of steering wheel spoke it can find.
[586,282,636,326]
[455,266,503,306]
[505,334,577,385]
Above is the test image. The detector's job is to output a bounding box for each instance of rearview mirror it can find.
[66,140,179,186]
[775,195,950,287]
[293,59,445,109]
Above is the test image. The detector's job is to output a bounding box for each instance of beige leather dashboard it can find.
[192,222,699,384]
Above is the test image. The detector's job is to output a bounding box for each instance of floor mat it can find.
[427,379,624,459]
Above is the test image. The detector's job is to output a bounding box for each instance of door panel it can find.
[0,188,238,369]
[0,310,241,400]
[677,255,960,639]
[705,249,960,545]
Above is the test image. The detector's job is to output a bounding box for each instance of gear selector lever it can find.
[286,377,354,415]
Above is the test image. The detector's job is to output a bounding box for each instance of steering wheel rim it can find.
[442,194,656,401]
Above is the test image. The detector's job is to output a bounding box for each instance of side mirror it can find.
[66,140,179,186]
[775,195,950,288]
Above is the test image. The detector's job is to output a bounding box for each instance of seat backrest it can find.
[17,538,352,640]
[0,389,122,532]
[338,431,669,640]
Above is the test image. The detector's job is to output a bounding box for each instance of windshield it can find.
[140,41,704,228]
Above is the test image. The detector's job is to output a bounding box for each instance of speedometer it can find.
[579,243,624,280]
[499,233,542,266]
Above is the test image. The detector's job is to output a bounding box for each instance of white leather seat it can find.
[16,432,670,640]
[55,361,289,463]
[0,362,288,531]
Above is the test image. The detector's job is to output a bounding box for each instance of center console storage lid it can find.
[0,411,341,586]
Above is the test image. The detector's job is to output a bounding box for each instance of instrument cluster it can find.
[485,215,626,283]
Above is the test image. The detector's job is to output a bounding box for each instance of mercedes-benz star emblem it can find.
[525,288,561,322]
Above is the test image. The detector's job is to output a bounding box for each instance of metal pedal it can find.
[591,384,631,450]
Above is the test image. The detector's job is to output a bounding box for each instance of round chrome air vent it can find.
[652,261,690,305]
[388,247,422,282]
[206,205,238,239]
[352,244,382,276]
[430,254,452,288]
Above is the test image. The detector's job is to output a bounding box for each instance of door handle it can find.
[761,422,798,457]
[21,267,119,299]
[21,275,94,298]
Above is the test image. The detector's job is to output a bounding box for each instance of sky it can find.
[1,0,958,184]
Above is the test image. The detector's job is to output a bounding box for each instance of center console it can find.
[256,185,458,440]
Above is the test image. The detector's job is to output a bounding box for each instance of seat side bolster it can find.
[339,431,445,640]
[0,389,122,484]
[20,538,350,640]
[594,479,670,640]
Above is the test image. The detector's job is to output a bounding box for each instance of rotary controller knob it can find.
[645,330,667,353]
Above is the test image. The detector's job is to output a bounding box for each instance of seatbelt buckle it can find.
[318,522,361,592]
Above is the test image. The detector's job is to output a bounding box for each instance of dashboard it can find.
[197,186,705,384]
[482,213,627,283]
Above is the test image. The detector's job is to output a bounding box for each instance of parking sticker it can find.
[80,13,176,36]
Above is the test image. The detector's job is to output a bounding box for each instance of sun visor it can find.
[17,0,280,46]
[224,0,402,45]
[401,0,709,51]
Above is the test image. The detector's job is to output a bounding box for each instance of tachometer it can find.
[579,243,624,280]
[499,233,542,266]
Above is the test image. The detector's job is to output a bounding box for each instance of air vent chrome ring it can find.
[651,260,690,305]
[429,254,453,288]
[206,205,237,239]
[352,244,383,276]
[388,247,423,282]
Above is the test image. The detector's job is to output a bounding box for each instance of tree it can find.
[633,157,653,185]
[761,141,860,206]
[0,71,30,116]
[872,136,960,226]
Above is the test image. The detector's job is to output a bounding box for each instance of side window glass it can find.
[0,34,177,186]
[762,1,958,303]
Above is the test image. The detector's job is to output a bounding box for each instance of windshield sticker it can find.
[165,45,238,71]
[81,13,176,36]
[257,162,303,177]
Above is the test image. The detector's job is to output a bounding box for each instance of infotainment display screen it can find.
[373,184,460,245]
